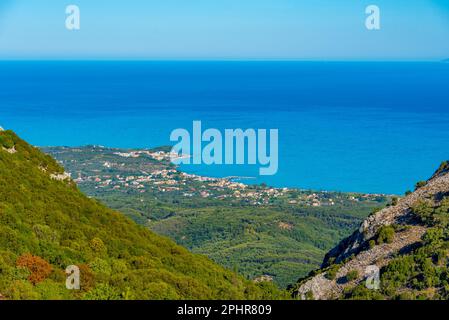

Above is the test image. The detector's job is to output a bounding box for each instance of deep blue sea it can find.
[1,61,449,194]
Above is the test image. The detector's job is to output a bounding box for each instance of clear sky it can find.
[0,0,448,60]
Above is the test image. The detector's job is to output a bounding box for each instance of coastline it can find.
[44,145,396,206]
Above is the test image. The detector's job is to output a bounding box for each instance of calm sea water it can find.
[1,61,449,194]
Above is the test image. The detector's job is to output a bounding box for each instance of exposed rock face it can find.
[296,226,426,300]
[38,165,71,181]
[253,275,274,283]
[324,170,449,265]
[50,172,71,181]
[2,146,16,154]
[431,161,449,180]
[296,164,449,300]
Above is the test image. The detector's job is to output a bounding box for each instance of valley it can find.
[43,145,392,287]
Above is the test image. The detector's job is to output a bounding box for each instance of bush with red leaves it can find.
[17,253,53,285]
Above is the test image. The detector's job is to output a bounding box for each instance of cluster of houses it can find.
[74,159,292,204]
[60,148,388,207]
[287,193,336,207]
[113,150,189,162]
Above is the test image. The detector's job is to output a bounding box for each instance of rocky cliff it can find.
[296,162,449,300]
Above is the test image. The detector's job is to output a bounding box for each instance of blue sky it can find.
[0,0,448,60]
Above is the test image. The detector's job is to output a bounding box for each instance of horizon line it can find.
[0,58,446,63]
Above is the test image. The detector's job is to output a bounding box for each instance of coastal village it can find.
[44,146,390,207]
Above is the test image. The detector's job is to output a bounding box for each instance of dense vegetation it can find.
[150,205,377,288]
[0,130,286,300]
[44,146,389,288]
[343,194,449,300]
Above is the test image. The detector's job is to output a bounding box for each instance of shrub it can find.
[83,283,122,300]
[343,283,384,300]
[415,181,427,190]
[391,197,399,206]
[381,255,415,295]
[412,200,435,226]
[16,254,53,285]
[376,226,395,245]
[435,161,449,176]
[346,270,359,282]
[78,264,95,292]
[89,238,106,254]
[370,207,382,216]
[4,280,40,300]
[326,264,340,280]
[88,258,112,276]
[422,228,444,247]
[35,279,69,300]
[32,224,59,243]
[305,291,314,300]
[396,292,415,300]
[432,197,449,227]
[0,134,15,149]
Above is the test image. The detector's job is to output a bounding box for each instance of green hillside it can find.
[0,130,285,300]
[150,205,376,288]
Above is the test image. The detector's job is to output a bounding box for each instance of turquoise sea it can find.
[1,61,449,194]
